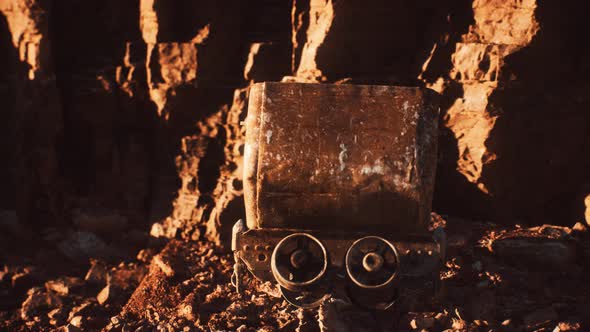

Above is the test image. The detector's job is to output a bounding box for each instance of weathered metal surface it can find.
[232,224,444,309]
[244,82,440,234]
[234,226,442,285]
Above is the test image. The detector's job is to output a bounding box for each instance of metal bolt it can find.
[290,249,308,269]
[362,252,384,272]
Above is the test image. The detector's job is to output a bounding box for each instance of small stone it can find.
[572,222,587,233]
[45,280,69,295]
[69,315,83,328]
[67,300,94,321]
[150,219,180,238]
[48,307,67,326]
[85,259,108,284]
[257,281,281,298]
[45,277,83,296]
[153,254,175,277]
[137,248,155,262]
[97,284,111,305]
[451,318,466,330]
[177,302,195,320]
[96,281,127,306]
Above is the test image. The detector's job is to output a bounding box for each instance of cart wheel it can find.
[345,236,399,289]
[271,233,328,291]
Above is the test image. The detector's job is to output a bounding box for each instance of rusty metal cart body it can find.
[232,82,445,309]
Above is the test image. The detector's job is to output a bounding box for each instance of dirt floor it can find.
[1,215,589,332]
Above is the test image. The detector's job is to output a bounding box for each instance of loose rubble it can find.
[1,216,589,331]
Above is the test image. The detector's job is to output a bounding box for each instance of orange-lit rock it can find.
[423,0,539,194]
[289,0,334,82]
[146,29,208,118]
[0,0,45,79]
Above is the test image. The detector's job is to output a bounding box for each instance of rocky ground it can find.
[1,214,589,332]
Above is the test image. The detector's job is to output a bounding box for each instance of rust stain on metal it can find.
[244,82,440,234]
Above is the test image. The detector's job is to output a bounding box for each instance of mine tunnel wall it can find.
[0,0,588,244]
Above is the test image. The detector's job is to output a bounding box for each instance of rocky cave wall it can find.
[1,0,589,245]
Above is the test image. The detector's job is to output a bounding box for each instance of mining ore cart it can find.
[232,82,445,309]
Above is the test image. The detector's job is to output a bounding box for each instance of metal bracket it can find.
[231,220,447,309]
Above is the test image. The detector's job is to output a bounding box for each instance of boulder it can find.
[491,237,577,269]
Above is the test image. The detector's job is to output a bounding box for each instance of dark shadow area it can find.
[316,0,472,86]
[50,0,160,227]
[482,1,590,225]
[0,12,20,209]
[44,0,293,234]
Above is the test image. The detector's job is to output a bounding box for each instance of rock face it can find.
[1,0,589,245]
[422,0,590,224]
[0,0,62,229]
[432,0,539,190]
